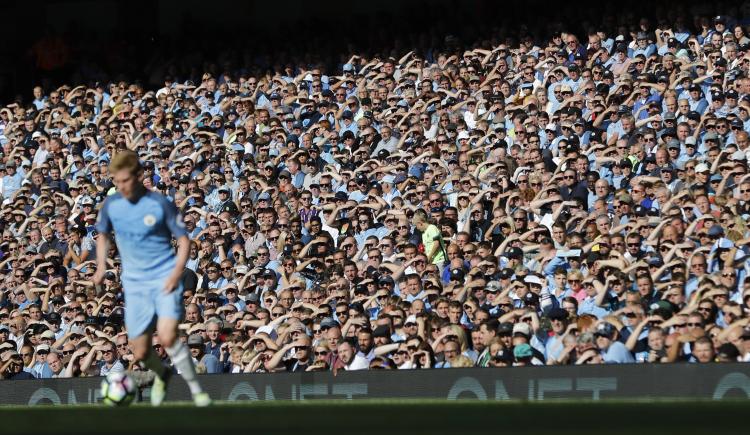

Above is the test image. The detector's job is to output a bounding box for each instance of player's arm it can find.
[163,198,191,293]
[163,234,190,293]
[93,200,113,285]
[174,235,190,274]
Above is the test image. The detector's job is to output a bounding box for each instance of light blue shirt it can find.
[601,341,635,363]
[96,191,187,282]
[2,171,24,199]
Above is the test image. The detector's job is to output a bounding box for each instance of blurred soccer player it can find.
[93,150,210,407]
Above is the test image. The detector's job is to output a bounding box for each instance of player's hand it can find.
[163,272,181,294]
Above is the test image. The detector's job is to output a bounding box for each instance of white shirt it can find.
[345,354,369,371]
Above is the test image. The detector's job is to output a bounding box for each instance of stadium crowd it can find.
[3,10,750,380]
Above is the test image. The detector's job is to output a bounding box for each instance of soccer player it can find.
[93,150,210,407]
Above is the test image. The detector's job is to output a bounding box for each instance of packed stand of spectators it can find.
[4,12,750,380]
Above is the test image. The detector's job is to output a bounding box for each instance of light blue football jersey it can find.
[96,191,187,282]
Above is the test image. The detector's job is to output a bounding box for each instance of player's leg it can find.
[122,286,171,405]
[129,332,166,377]
[123,288,166,377]
[155,282,210,406]
[156,316,210,406]
[129,330,172,406]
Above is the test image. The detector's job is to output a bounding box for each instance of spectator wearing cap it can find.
[678,136,700,165]
[687,84,708,114]
[595,323,634,363]
[544,307,572,362]
[2,161,24,200]
[510,321,545,365]
[30,344,53,378]
[632,80,662,121]
[187,334,221,374]
[380,175,400,206]
[631,32,656,58]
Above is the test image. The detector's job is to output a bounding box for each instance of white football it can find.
[101,371,136,406]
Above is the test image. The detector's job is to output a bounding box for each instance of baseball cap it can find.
[731,150,747,162]
[187,334,203,347]
[320,318,339,329]
[704,132,719,141]
[647,256,664,267]
[512,322,531,338]
[594,322,616,339]
[513,343,533,360]
[498,268,514,280]
[373,325,391,338]
[497,322,514,336]
[547,307,568,320]
[503,247,523,259]
[717,343,740,361]
[648,300,674,317]
[378,275,395,286]
[524,275,543,286]
[381,175,395,184]
[716,238,734,250]
[245,293,260,304]
[694,163,710,173]
[485,281,502,292]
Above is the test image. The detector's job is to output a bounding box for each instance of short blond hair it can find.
[109,150,141,175]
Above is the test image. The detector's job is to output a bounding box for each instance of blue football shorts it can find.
[121,276,184,338]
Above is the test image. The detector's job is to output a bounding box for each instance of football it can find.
[100,372,136,406]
